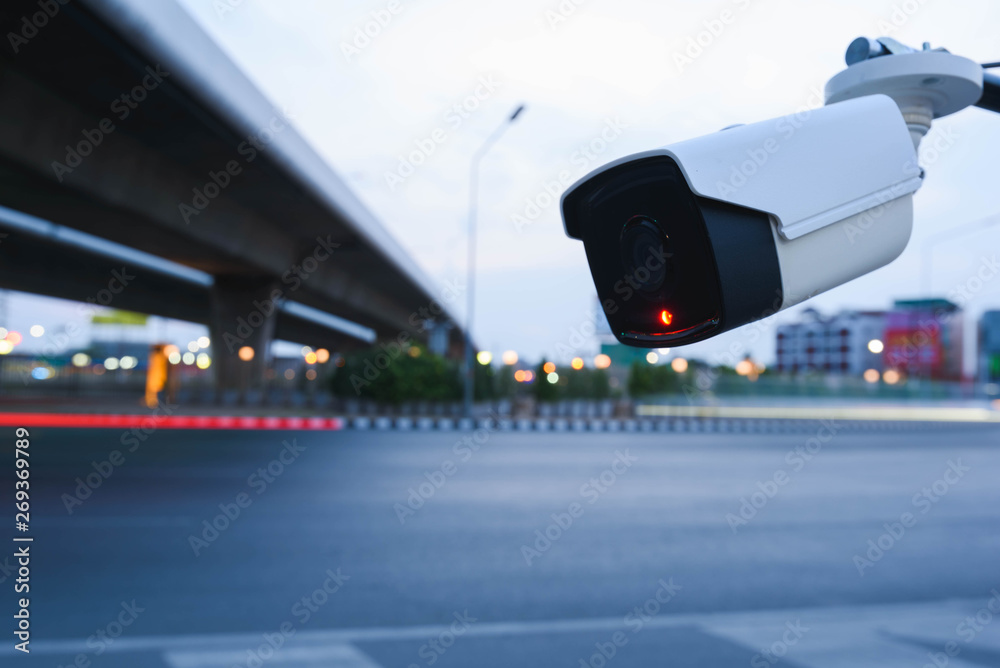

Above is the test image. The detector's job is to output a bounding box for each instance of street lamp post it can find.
[464,104,525,417]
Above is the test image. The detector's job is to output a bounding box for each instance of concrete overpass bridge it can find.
[0,0,462,389]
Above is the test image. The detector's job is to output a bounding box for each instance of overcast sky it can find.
[10,0,1000,370]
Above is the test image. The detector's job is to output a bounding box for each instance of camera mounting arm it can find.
[825,37,987,151]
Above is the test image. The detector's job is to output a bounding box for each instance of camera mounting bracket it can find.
[825,38,985,151]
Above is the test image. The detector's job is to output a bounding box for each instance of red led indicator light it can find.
[660,310,673,326]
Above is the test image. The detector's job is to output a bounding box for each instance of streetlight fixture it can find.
[463,104,526,417]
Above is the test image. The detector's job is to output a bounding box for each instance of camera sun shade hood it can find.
[563,94,921,242]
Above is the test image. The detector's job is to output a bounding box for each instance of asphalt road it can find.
[5,423,1000,667]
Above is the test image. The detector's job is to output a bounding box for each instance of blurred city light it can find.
[646,352,659,364]
[868,339,884,354]
[546,372,559,384]
[514,369,525,382]
[524,370,534,382]
[168,351,182,365]
[119,356,138,370]
[864,368,880,383]
[284,369,295,380]
[29,325,44,337]
[71,353,91,367]
[196,353,211,369]
[30,366,53,380]
[300,346,312,356]
[163,344,180,356]
[197,336,211,348]
[736,359,754,376]
[305,351,318,364]
[104,357,120,370]
[571,357,584,370]
[502,350,518,365]
[594,354,611,369]
[476,351,493,365]
[187,341,199,353]
[305,369,317,380]
[671,357,689,373]
[238,346,255,361]
[6,331,22,345]
[883,369,901,384]
[182,352,195,365]
[543,361,556,374]
[316,348,330,363]
[0,327,6,339]
[0,341,12,355]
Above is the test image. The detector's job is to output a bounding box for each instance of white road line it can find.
[7,597,990,656]
[165,643,382,668]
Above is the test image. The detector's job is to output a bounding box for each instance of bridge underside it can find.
[0,0,464,390]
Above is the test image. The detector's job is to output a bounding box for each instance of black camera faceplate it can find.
[563,155,784,347]
[564,156,723,346]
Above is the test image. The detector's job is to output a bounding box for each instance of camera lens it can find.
[620,217,672,295]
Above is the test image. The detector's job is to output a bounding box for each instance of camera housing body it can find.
[561,94,920,347]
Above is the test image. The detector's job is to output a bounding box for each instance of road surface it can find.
[5,422,1000,666]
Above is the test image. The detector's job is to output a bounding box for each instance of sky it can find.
[8,0,1000,371]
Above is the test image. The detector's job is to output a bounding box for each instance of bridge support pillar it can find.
[208,276,282,394]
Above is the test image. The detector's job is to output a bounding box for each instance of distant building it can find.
[979,311,1000,384]
[883,299,962,381]
[775,309,885,376]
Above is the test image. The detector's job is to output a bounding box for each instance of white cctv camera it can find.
[562,39,989,347]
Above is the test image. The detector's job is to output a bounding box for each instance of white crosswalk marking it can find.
[702,599,1000,668]
[10,598,1000,666]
